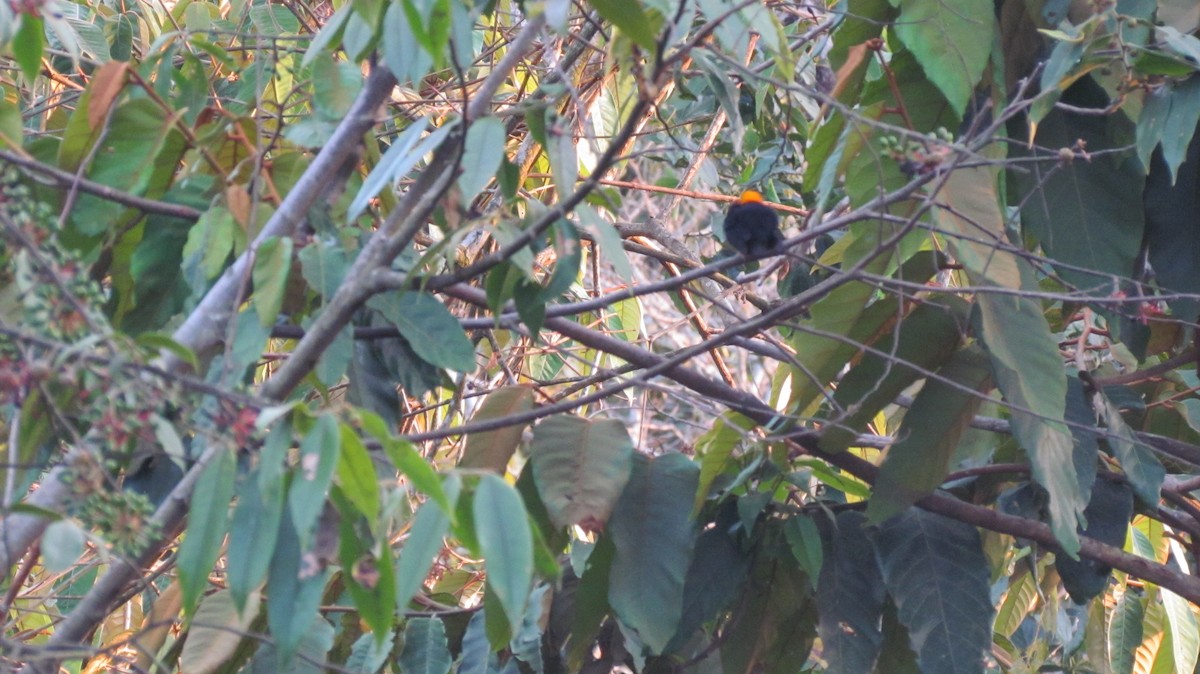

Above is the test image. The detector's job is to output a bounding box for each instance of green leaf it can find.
[358,410,448,510]
[819,298,967,452]
[249,3,299,34]
[585,0,660,50]
[719,526,817,674]
[182,206,237,289]
[545,111,578,199]
[893,0,993,115]
[0,90,22,148]
[670,503,751,650]
[576,204,633,282]
[382,3,433,85]
[1163,583,1200,674]
[867,345,992,522]
[41,520,85,573]
[1012,79,1145,291]
[349,119,455,219]
[1095,392,1165,506]
[458,611,496,674]
[336,423,380,519]
[395,500,450,608]
[932,166,1019,287]
[252,236,294,327]
[288,413,341,549]
[298,239,351,300]
[315,324,353,387]
[1108,589,1145,674]
[345,632,392,674]
[368,291,476,373]
[228,468,284,612]
[473,474,534,627]
[529,415,635,530]
[978,286,1083,556]
[693,412,757,512]
[311,56,363,122]
[12,16,44,82]
[783,515,824,586]
[266,513,332,662]
[336,510,396,639]
[399,617,452,674]
[460,385,535,473]
[817,511,885,674]
[178,448,237,614]
[180,590,260,674]
[458,117,507,200]
[607,452,699,654]
[535,220,582,303]
[1137,76,1200,183]
[874,509,993,674]
[568,535,615,668]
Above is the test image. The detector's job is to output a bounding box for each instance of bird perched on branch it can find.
[723,190,782,256]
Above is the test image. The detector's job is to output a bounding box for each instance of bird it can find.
[723,190,782,256]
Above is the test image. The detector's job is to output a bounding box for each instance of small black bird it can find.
[723,190,782,256]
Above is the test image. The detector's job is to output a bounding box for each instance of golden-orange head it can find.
[736,190,766,205]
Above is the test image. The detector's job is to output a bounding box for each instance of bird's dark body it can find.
[724,200,782,256]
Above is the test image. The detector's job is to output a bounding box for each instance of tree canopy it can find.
[4,0,1200,673]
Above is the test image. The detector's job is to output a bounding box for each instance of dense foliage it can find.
[4,0,1200,672]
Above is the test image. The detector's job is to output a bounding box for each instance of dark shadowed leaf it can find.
[369,291,476,373]
[399,617,452,674]
[607,452,699,655]
[868,345,992,522]
[874,509,993,674]
[817,511,885,674]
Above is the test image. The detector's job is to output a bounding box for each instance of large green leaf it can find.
[585,0,660,50]
[335,423,380,519]
[348,120,455,219]
[398,617,452,674]
[459,386,535,473]
[867,345,992,522]
[458,117,507,200]
[395,500,450,609]
[693,412,757,512]
[932,166,1019,288]
[1010,79,1144,293]
[288,413,341,549]
[893,0,993,116]
[1137,76,1200,183]
[1108,589,1145,674]
[473,474,534,628]
[819,297,967,452]
[607,452,699,655]
[228,468,284,612]
[874,509,993,674]
[529,415,634,531]
[368,291,476,373]
[252,236,293,327]
[720,524,817,674]
[178,448,236,614]
[266,512,332,662]
[817,511,885,674]
[1095,392,1164,506]
[669,502,751,651]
